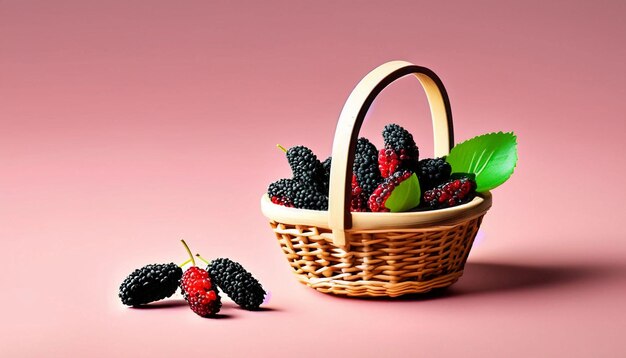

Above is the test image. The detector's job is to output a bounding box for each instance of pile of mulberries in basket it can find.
[268,124,517,212]
[118,240,267,317]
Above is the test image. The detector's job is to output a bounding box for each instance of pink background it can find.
[2,1,625,357]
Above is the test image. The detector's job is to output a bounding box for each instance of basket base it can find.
[270,213,485,298]
[294,271,464,297]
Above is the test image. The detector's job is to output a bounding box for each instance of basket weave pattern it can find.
[271,214,484,297]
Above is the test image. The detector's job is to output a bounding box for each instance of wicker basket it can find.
[261,60,492,297]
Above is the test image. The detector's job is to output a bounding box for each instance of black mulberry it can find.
[353,137,382,197]
[417,157,452,191]
[292,181,328,210]
[119,263,182,306]
[285,146,327,194]
[268,178,295,207]
[322,156,332,179]
[207,258,266,310]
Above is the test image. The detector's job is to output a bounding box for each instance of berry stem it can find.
[276,144,288,153]
[179,258,193,267]
[180,239,196,266]
[195,253,212,266]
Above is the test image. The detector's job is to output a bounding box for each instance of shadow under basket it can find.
[262,60,493,297]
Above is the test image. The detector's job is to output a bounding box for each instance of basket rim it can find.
[261,191,492,231]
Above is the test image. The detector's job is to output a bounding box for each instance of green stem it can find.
[276,144,288,153]
[180,239,196,266]
[179,258,192,267]
[195,253,211,266]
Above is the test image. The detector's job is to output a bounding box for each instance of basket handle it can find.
[328,60,454,246]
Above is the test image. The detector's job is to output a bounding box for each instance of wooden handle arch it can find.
[328,61,454,246]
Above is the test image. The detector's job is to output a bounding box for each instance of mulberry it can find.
[382,124,419,172]
[180,266,222,317]
[353,138,382,197]
[208,258,266,310]
[118,263,182,306]
[422,176,477,209]
[179,240,221,317]
[268,178,295,207]
[285,146,327,194]
[322,156,332,179]
[417,157,452,191]
[292,181,328,210]
[350,174,368,212]
[378,148,400,178]
[368,170,414,212]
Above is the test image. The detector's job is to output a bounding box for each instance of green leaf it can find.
[384,173,421,212]
[446,132,518,192]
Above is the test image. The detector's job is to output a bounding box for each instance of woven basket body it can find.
[262,61,492,297]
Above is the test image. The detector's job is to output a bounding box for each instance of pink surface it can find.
[1,1,626,357]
